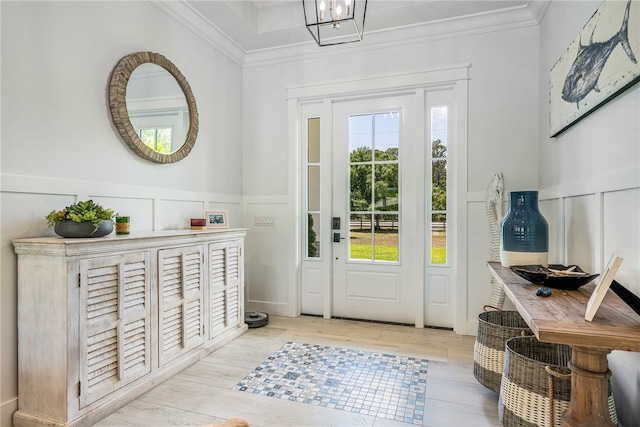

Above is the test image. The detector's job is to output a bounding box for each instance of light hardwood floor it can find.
[95,315,500,427]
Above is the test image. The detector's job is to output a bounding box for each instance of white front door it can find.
[299,86,458,329]
[330,96,420,324]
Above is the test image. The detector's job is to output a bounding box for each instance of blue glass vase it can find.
[500,191,549,267]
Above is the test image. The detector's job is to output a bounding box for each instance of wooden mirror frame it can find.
[109,52,199,163]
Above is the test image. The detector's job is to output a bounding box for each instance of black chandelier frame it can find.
[302,0,368,47]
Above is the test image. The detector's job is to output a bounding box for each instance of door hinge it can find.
[78,381,81,396]
[78,273,81,288]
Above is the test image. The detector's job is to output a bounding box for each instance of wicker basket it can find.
[473,309,533,393]
[499,336,618,427]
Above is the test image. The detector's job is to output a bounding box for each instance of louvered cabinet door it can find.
[158,245,205,366]
[209,240,244,338]
[79,252,151,408]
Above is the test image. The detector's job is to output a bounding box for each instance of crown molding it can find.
[151,0,247,67]
[152,0,551,70]
[244,2,548,68]
[525,0,552,23]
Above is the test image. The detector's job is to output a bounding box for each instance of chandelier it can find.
[302,0,368,46]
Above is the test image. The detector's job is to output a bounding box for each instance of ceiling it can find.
[181,0,549,52]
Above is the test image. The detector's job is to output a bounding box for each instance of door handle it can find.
[333,232,345,243]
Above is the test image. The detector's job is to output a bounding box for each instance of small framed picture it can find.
[204,210,229,229]
[585,253,624,321]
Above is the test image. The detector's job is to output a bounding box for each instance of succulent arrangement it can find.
[46,199,115,232]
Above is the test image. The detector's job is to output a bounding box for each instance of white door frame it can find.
[288,64,470,332]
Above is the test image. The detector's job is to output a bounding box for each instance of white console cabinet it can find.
[12,229,247,427]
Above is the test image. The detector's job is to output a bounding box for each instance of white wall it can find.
[242,25,540,330]
[538,1,640,425]
[0,2,243,425]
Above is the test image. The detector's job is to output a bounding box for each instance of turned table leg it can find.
[562,346,614,427]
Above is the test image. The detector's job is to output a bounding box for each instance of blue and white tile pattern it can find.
[234,342,428,425]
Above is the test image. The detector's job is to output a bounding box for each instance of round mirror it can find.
[109,52,199,163]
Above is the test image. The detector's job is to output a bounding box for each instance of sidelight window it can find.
[429,106,448,264]
[306,118,321,258]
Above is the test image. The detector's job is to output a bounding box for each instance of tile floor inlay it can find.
[234,342,428,425]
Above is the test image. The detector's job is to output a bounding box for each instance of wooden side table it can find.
[487,262,640,427]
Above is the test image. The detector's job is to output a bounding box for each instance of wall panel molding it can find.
[243,195,290,205]
[540,166,639,201]
[1,173,242,205]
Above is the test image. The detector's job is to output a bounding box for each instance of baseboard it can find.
[460,319,479,336]
[2,397,18,427]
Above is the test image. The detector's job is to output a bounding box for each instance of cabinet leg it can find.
[562,346,614,427]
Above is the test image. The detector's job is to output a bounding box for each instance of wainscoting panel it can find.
[158,199,206,230]
[563,194,597,272]
[242,197,296,316]
[92,197,155,232]
[604,188,640,291]
[1,174,242,233]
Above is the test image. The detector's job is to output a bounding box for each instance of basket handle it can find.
[482,304,501,312]
[545,366,571,427]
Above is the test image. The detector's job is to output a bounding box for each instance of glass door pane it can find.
[306,118,321,258]
[430,106,448,265]
[348,111,399,262]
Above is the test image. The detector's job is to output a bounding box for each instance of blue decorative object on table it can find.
[500,190,549,267]
[536,287,552,297]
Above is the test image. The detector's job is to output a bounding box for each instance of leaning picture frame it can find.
[204,210,229,229]
[585,253,624,321]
